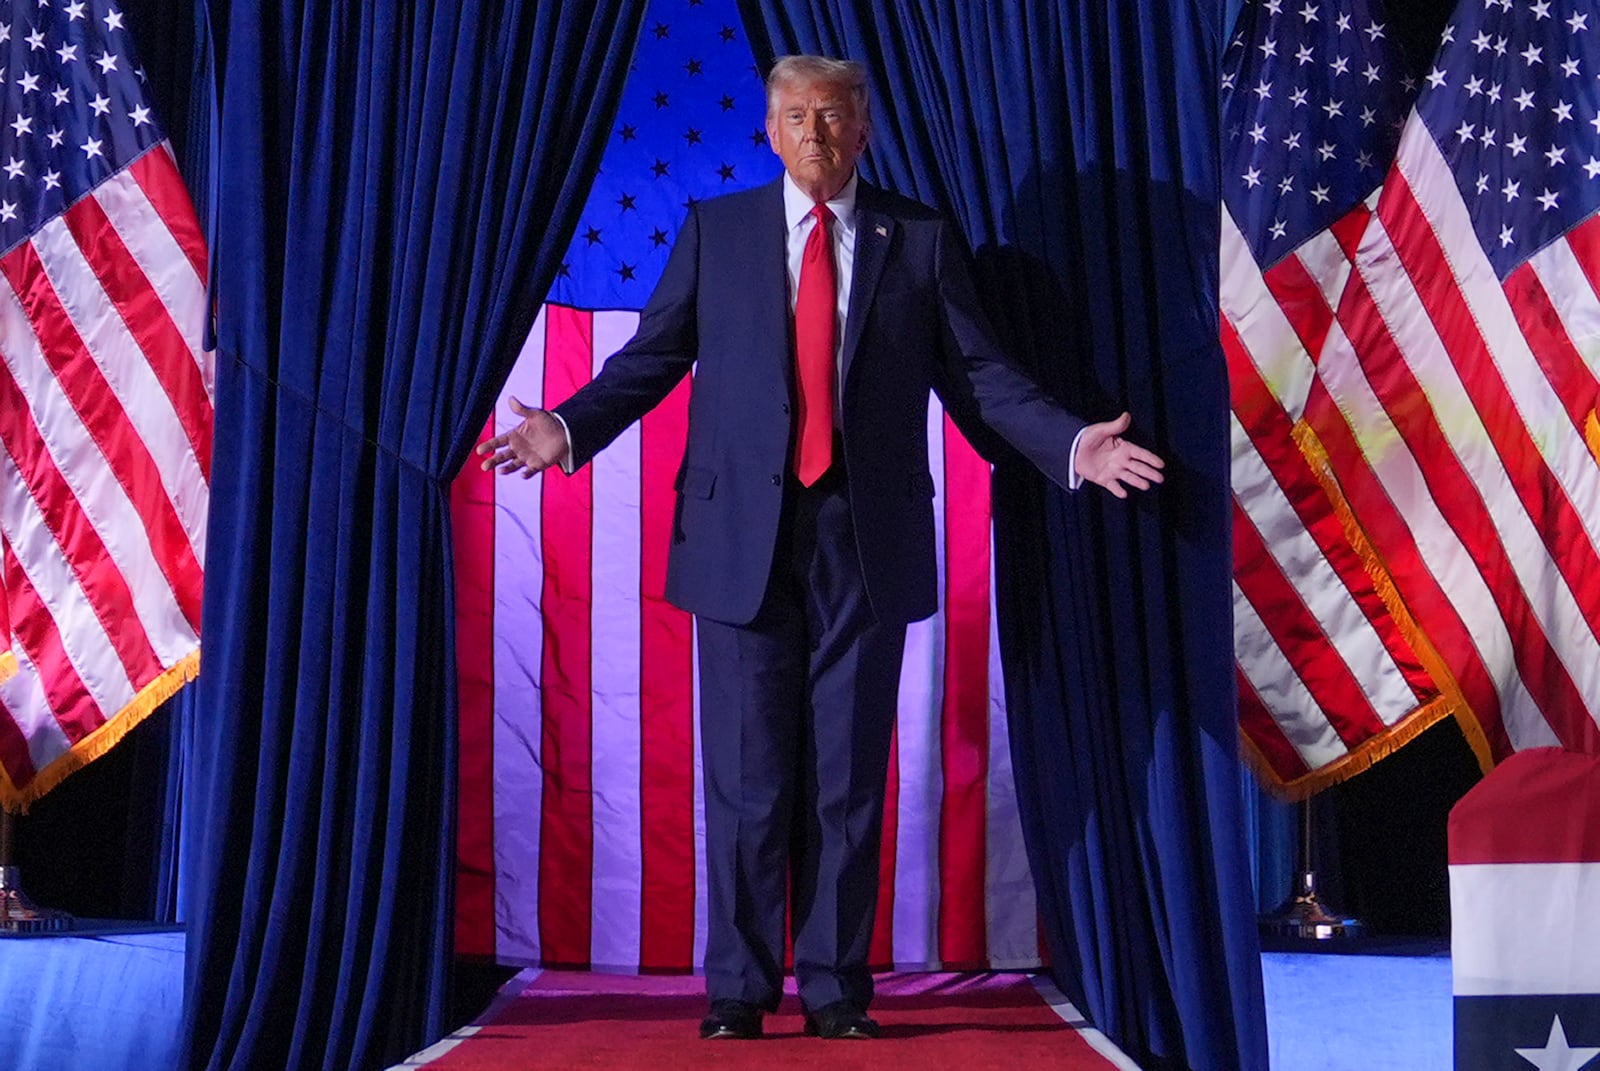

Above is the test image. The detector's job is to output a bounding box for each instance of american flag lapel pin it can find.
[875,224,887,237]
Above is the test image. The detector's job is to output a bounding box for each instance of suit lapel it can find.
[841,182,894,388]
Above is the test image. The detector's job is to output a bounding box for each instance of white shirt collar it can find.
[782,170,858,232]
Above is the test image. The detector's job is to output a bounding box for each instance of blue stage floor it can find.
[0,923,185,1071]
[0,929,1451,1070]
[1263,942,1452,1070]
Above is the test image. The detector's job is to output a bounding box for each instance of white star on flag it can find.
[1516,1016,1600,1071]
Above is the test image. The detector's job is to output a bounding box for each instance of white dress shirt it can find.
[782,170,857,391]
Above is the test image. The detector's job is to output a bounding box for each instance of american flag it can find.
[0,0,210,810]
[1228,0,1600,796]
[1222,0,1444,795]
[451,0,1042,971]
[1311,0,1600,762]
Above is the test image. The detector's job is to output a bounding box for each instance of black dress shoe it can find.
[802,1000,879,1039]
[699,999,763,1040]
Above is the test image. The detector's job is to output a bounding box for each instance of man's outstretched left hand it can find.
[475,396,570,478]
[1073,412,1164,499]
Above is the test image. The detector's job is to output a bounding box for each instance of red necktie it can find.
[793,203,836,486]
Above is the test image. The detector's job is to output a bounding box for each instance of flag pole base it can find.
[1259,797,1363,940]
[1259,868,1363,940]
[0,866,72,935]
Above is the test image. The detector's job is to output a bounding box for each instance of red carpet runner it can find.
[397,971,1135,1070]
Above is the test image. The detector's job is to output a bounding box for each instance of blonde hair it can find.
[765,55,872,128]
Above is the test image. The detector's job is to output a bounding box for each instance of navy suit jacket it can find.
[555,177,1085,627]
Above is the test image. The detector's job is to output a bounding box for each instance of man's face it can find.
[765,78,868,202]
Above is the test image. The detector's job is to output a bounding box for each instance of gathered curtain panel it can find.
[737,3,1268,1069]
[180,3,647,1069]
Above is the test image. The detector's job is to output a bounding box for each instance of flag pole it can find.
[0,809,71,934]
[1258,795,1361,940]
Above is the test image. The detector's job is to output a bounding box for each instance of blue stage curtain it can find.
[737,5,1268,1069]
[180,4,645,1069]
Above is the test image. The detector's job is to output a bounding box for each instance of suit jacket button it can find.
[770,474,781,486]
[781,403,790,414]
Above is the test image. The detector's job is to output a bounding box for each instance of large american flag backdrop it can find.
[0,0,210,810]
[1225,0,1600,797]
[451,0,1041,971]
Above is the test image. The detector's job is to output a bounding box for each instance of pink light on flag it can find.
[451,306,1042,971]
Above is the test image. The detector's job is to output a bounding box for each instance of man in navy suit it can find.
[478,54,1163,1041]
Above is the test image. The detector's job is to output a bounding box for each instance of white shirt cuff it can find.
[550,410,577,475]
[1067,426,1087,491]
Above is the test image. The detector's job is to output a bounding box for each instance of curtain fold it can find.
[181,4,646,1069]
[738,5,1267,1069]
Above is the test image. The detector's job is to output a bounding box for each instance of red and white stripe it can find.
[1223,200,1443,795]
[1449,748,1600,999]
[1310,118,1600,761]
[453,304,1040,971]
[0,146,210,807]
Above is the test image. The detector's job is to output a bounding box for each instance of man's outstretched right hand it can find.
[476,396,570,478]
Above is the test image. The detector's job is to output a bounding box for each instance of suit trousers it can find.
[696,461,907,1013]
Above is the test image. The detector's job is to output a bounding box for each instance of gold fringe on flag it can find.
[0,649,200,814]
[1242,419,1498,799]
[1241,693,1455,801]
[1585,408,1600,466]
[0,651,15,684]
